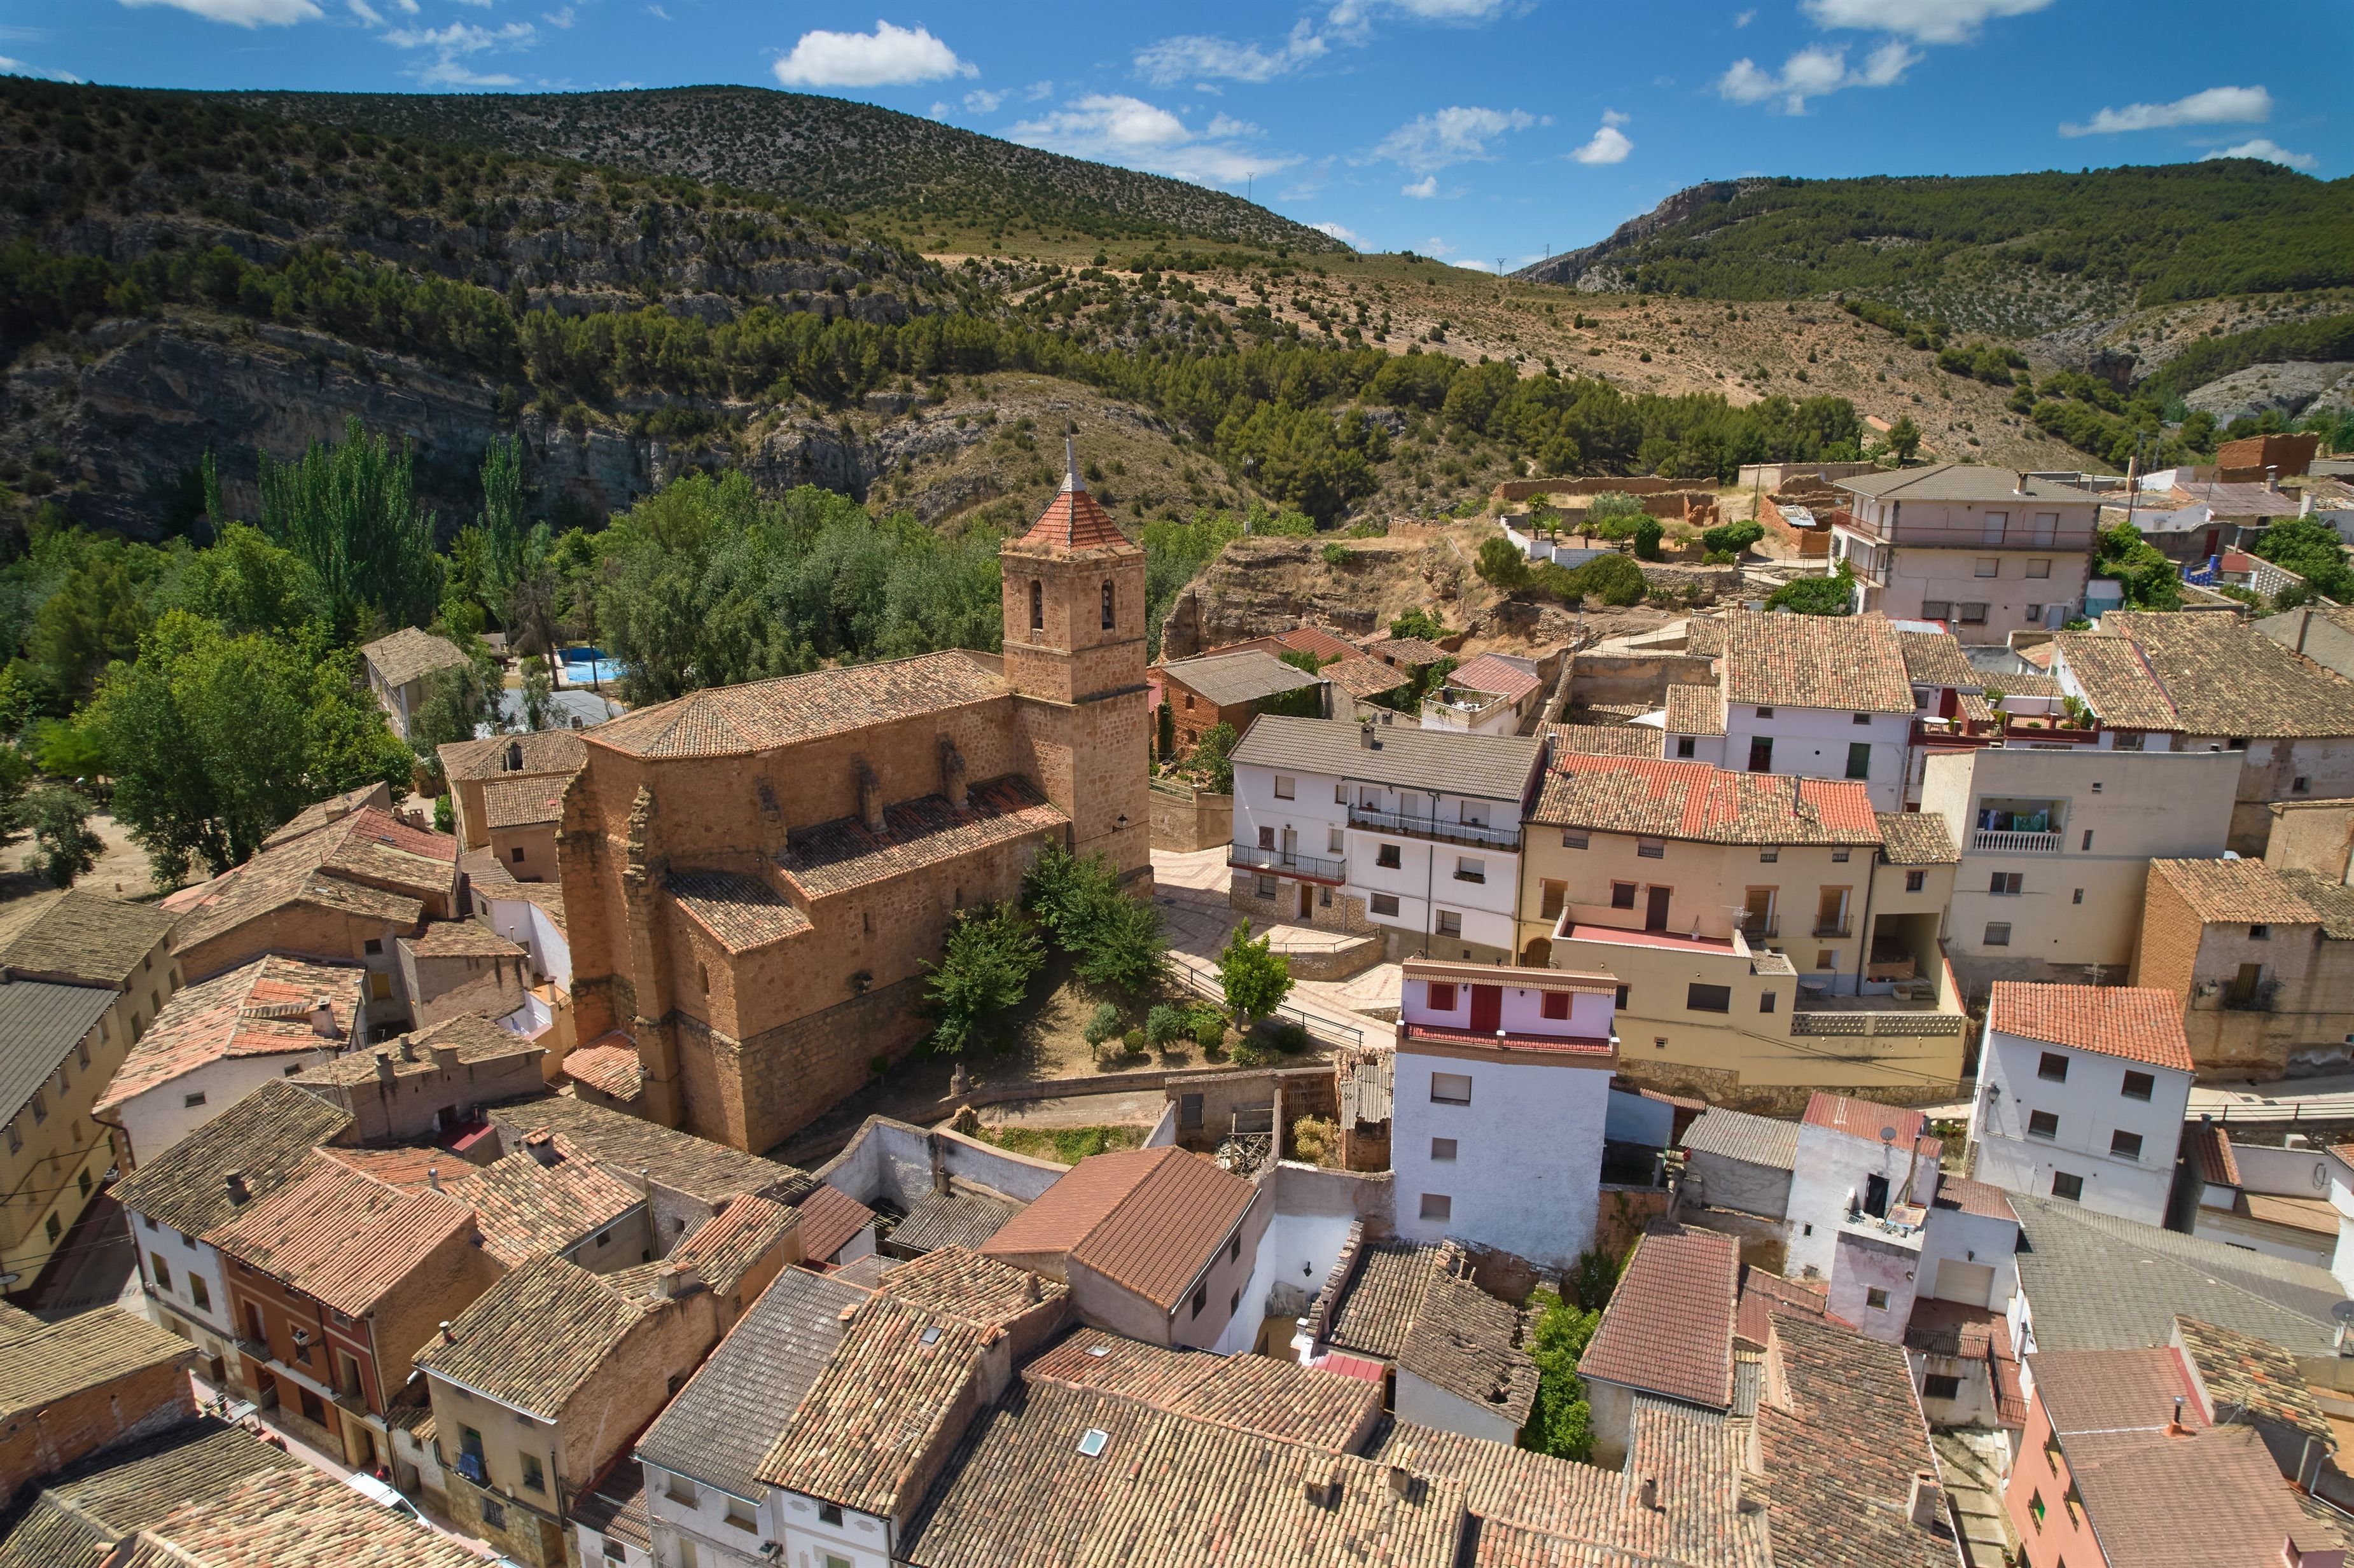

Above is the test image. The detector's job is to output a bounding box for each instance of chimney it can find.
[1639,1476,1661,1512]
[2302,491,2316,518]
[438,1320,455,1344]
[1907,1471,1943,1529]
[523,1129,559,1167]
[2014,471,2028,496]
[433,1044,459,1074]
[400,1034,418,1062]
[656,1262,701,1300]
[1358,721,1375,750]
[373,1050,396,1083]
[311,996,338,1039]
[1305,1454,1342,1508]
[2167,1395,2189,1436]
[854,758,885,835]
[1023,1272,1041,1304]
[1386,1462,1413,1499]
[224,1171,249,1205]
[837,1303,860,1324]
[2267,465,2280,494]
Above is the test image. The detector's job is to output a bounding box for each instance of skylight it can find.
[1076,1428,1110,1459]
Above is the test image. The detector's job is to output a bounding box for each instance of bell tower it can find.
[1002,442,1152,880]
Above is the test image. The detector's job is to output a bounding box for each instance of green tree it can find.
[20,782,101,888]
[1215,922,1294,1026]
[158,524,320,637]
[0,744,28,854]
[1520,1286,1603,1460]
[1475,535,1532,592]
[1022,840,1167,994]
[1389,607,1449,642]
[2249,517,2354,603]
[408,656,502,775]
[2091,520,2183,611]
[29,545,156,704]
[256,416,445,638]
[1764,559,1857,616]
[924,902,1044,1052]
[1887,415,1923,463]
[1193,721,1240,794]
[519,656,555,732]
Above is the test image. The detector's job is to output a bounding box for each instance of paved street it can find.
[1152,847,1398,1050]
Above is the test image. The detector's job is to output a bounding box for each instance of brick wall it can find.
[0,1358,193,1499]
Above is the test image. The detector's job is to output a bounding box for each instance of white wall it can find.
[1720,702,1912,813]
[1391,1046,1612,1271]
[1916,1199,2020,1312]
[769,1488,892,1568]
[1401,976,1614,1038]
[480,891,572,990]
[1968,1025,2191,1227]
[1396,1367,1521,1445]
[115,1048,340,1167]
[1214,1205,1356,1357]
[1786,1124,1940,1281]
[643,1464,769,1568]
[129,1212,239,1369]
[1827,1226,1922,1344]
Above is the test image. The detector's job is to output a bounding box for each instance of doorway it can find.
[1468,985,1502,1033]
[1298,883,1314,920]
[1863,1172,1890,1218]
[1644,886,1671,933]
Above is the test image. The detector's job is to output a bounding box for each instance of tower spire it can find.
[1062,436,1081,492]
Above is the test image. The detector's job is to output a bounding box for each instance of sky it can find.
[7,0,2346,269]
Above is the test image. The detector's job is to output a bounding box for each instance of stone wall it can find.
[674,971,935,1157]
[1568,651,1718,708]
[1636,562,1743,599]
[1612,1057,1958,1118]
[1150,782,1232,852]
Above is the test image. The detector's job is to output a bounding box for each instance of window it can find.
[1921,600,1953,621]
[1376,843,1402,870]
[45,1214,60,1244]
[2080,829,2094,851]
[1328,828,1343,854]
[1676,735,1696,758]
[1456,856,1486,884]
[1190,1283,1208,1318]
[511,847,526,863]
[1991,871,2023,896]
[1686,983,1731,1014]
[1958,604,1988,624]
[1983,512,2008,545]
[1101,580,1115,630]
[2229,737,2249,751]
[1419,1194,1452,1221]
[2028,1110,2059,1140]
[823,1557,851,1568]
[1846,742,1871,780]
[2122,1070,2154,1101]
[1255,875,1277,899]
[2110,1129,2143,1161]
[1540,990,1570,1020]
[2038,1051,2068,1083]
[1759,849,1778,863]
[819,1503,844,1527]
[1974,557,2000,578]
[1426,982,1457,1011]
[1636,839,1664,859]
[1925,1373,1963,1400]
[1273,774,1295,800]
[2026,605,2043,623]
[191,1276,210,1312]
[1755,706,1774,718]
[152,1254,172,1292]
[363,938,382,956]
[1540,880,1567,919]
[1748,737,1774,772]
[1435,910,1462,938]
[665,1476,698,1507]
[2029,1490,2047,1529]
[604,1539,627,1562]
[183,1090,207,1109]
[2250,923,2271,940]
[1905,870,1925,892]
[1759,989,1779,1017]
[480,1498,506,1530]
[1029,579,1043,630]
[1371,893,1400,917]
[1610,882,1638,910]
[1982,922,2011,947]
[29,1090,45,1123]
[2026,558,2052,579]
[2051,1170,2084,1202]
[2073,889,2084,904]
[1562,830,1589,850]
[2296,775,2312,793]
[3,1121,14,1155]
[1431,1072,1472,1106]
[78,1167,90,1199]
[1615,984,1631,1009]
[1865,1287,1890,1310]
[521,1455,545,1492]
[1258,824,1276,849]
[725,1499,757,1532]
[1814,951,1835,970]
[1431,1138,1457,1162]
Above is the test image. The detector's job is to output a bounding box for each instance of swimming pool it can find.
[558,646,625,687]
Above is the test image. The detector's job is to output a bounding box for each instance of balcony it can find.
[1812,920,1853,939]
[456,1452,488,1485]
[1452,869,1487,885]
[1348,805,1521,852]
[1739,918,1779,941]
[1229,841,1346,884]
[1973,829,2061,854]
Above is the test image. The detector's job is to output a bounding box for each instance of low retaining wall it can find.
[1570,651,1718,707]
[1150,782,1232,852]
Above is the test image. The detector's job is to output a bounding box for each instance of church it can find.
[557,452,1152,1155]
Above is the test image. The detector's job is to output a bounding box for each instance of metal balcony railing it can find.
[1974,829,2062,853]
[1348,805,1521,851]
[1452,869,1486,884]
[1813,920,1853,938]
[1228,842,1347,883]
[1740,918,1778,940]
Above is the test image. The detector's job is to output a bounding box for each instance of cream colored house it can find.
[1829,466,2101,643]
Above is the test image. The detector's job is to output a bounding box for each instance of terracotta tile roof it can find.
[294,1011,538,1086]
[2100,613,2354,738]
[0,1307,192,1423]
[1320,654,1414,700]
[442,1130,644,1266]
[480,774,567,830]
[1802,1089,1930,1144]
[637,1266,870,1501]
[361,625,470,688]
[2185,1121,2241,1187]
[880,1245,1067,1328]
[756,1293,989,1517]
[0,887,176,989]
[1542,723,1662,758]
[100,954,363,1118]
[1662,682,1724,735]
[416,1254,648,1415]
[120,1462,487,1568]
[261,782,394,850]
[2073,1417,2350,1568]
[315,1144,449,1188]
[167,807,456,960]
[671,1193,797,1294]
[1451,653,1543,705]
[794,1183,877,1262]
[437,728,587,783]
[1319,1238,1437,1360]
[2176,1314,2332,1441]
[891,1186,1021,1255]
[1757,1313,1953,1568]
[1577,1226,1739,1410]
[590,650,1007,760]
[1929,1174,2015,1221]
[1396,1254,1539,1427]
[1015,478,1134,553]
[1684,618,1726,658]
[1902,1299,2023,1422]
[781,774,1068,901]
[1533,754,1882,846]
[1272,625,1364,662]
[1896,629,1981,690]
[208,1153,476,1315]
[1876,812,1957,865]
[1720,611,1914,715]
[1989,669,2061,698]
[562,1036,645,1100]
[1682,1107,1801,1171]
[403,919,524,958]
[1734,1267,1833,1349]
[484,1094,811,1204]
[1363,634,1452,667]
[2147,856,2354,936]
[112,1079,354,1238]
[0,1415,296,1561]
[1160,648,1324,707]
[2052,631,2179,730]
[664,870,812,951]
[898,1378,1466,1568]
[1025,1329,1380,1449]
[458,844,516,893]
[1986,981,2195,1072]
[983,1146,1255,1312]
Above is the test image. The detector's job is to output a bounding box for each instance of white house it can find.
[2183,1121,2344,1272]
[1969,982,2194,1227]
[1781,1092,1949,1343]
[1227,716,1544,965]
[1389,957,1619,1270]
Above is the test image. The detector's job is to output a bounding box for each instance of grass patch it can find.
[973,1123,1148,1163]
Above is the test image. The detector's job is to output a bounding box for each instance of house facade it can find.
[360,626,471,741]
[1830,466,2101,642]
[2134,855,2354,1081]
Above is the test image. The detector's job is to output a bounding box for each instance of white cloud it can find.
[1734,8,1755,24]
[1206,113,1258,138]
[1308,219,1362,244]
[2059,84,2272,137]
[346,0,382,23]
[964,87,1003,113]
[927,101,947,118]
[1600,108,1629,127]
[541,6,573,27]
[1801,0,2051,44]
[1006,93,1297,186]
[1023,80,1054,100]
[1571,122,1633,165]
[1377,106,1536,174]
[772,20,973,88]
[0,53,82,81]
[1333,0,1510,24]
[1717,39,1916,112]
[2203,137,2317,170]
[646,5,668,19]
[450,0,492,8]
[1402,174,1439,198]
[382,18,534,86]
[1421,235,1455,256]
[1136,20,1326,86]
[118,0,321,25]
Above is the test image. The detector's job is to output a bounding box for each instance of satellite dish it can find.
[2331,1300,2354,1324]
[1881,1126,1899,1144]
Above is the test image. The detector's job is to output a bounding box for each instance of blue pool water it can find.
[559,647,625,686]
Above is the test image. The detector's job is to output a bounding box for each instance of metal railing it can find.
[1740,918,1779,940]
[1974,829,2062,854]
[1812,921,1852,938]
[1229,842,1347,882]
[1789,1011,1968,1037]
[1348,805,1521,852]
[1168,961,1365,1050]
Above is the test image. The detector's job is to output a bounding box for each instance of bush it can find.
[1321,542,1349,567]
[21,783,101,888]
[923,902,1043,1053]
[1389,607,1449,642]
[1120,1027,1146,1056]
[1145,1003,1188,1047]
[1533,552,1647,608]
[1632,516,1664,560]
[1264,1019,1310,1054]
[1290,1115,1337,1166]
[1216,923,1295,1023]
[1192,1008,1227,1050]
[1192,721,1241,795]
[1082,1001,1122,1047]
[1521,1286,1602,1459]
[1701,519,1764,556]
[1764,559,1856,616]
[2092,520,2183,611]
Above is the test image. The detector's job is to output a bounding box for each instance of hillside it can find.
[1518,163,2354,334]
[237,86,1346,258]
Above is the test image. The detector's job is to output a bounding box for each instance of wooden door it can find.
[1645,886,1671,932]
[1468,985,1501,1033]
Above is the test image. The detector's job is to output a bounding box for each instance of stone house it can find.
[437,729,586,858]
[480,775,566,882]
[361,625,470,741]
[559,468,1150,1155]
[395,920,534,1030]
[1301,1233,1535,1445]
[1829,465,2100,641]
[289,1013,545,1144]
[95,954,363,1169]
[1158,646,1329,748]
[2134,855,2354,1080]
[2263,793,2354,882]
[0,1306,197,1501]
[1423,652,1542,736]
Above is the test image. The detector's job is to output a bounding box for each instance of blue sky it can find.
[8,0,2346,268]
